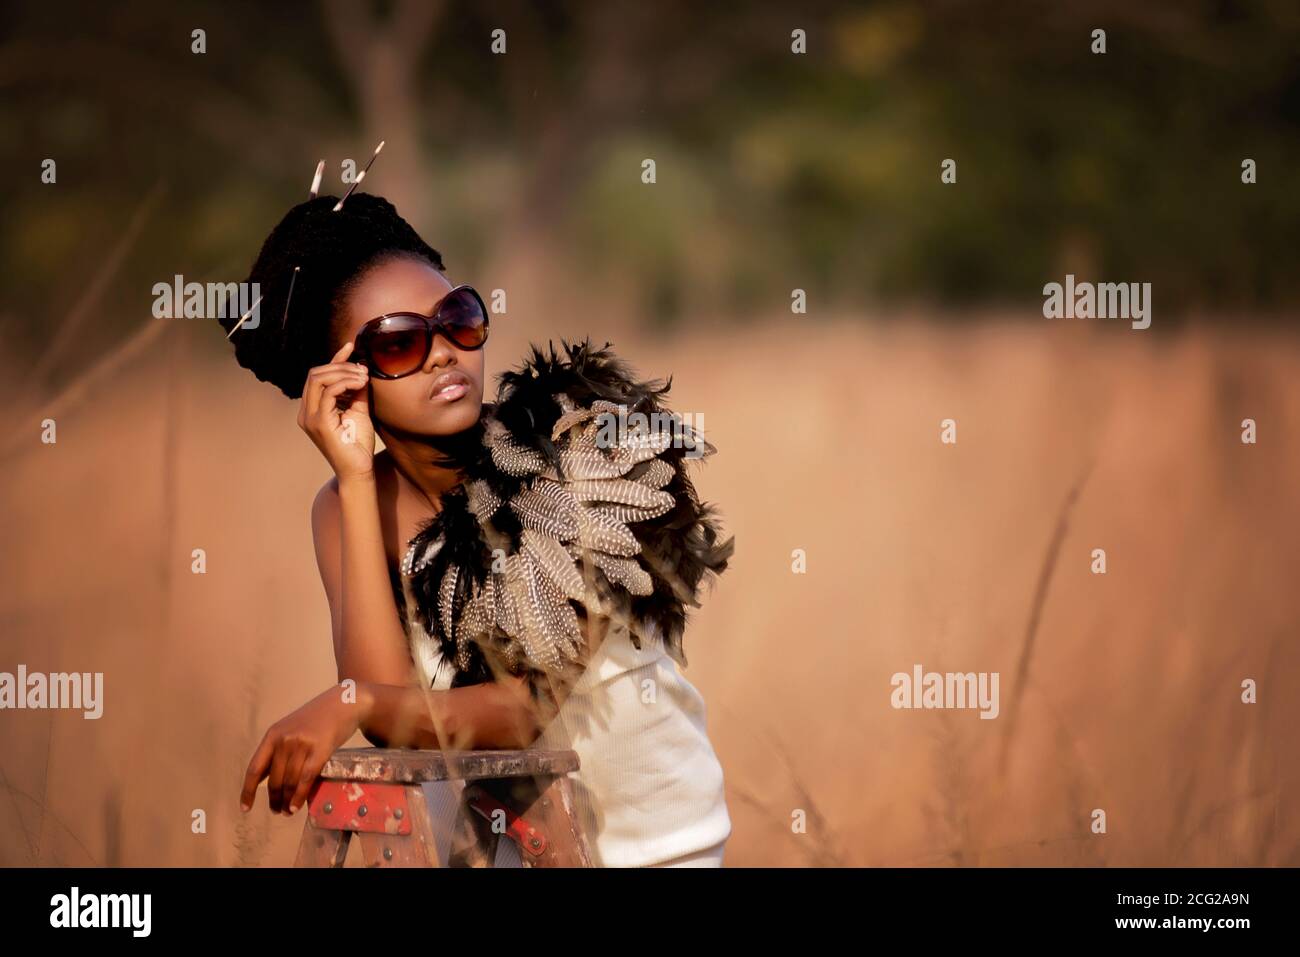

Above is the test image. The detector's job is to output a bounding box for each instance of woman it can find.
[222,190,734,867]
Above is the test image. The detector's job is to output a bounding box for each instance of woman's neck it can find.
[376,418,483,510]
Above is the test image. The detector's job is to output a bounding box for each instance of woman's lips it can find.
[427,370,472,402]
[432,382,469,402]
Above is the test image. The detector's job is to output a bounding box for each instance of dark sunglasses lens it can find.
[367,317,429,377]
[438,288,488,348]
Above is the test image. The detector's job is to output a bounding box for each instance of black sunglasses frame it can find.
[354,284,491,380]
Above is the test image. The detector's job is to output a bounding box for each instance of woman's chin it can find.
[425,399,482,434]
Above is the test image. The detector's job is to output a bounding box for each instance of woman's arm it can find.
[298,341,415,687]
[357,675,537,751]
[357,609,611,750]
[240,614,611,814]
[312,473,418,687]
[240,677,538,815]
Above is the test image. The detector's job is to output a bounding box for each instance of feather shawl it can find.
[404,337,734,696]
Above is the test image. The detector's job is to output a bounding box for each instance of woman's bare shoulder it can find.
[311,475,340,522]
[310,453,401,527]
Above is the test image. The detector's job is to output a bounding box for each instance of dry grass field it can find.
[1,311,1296,866]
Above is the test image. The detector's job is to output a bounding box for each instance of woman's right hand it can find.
[239,682,374,815]
[298,341,374,479]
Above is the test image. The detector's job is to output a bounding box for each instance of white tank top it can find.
[398,542,732,867]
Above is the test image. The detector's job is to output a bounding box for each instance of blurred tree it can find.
[1,0,1297,397]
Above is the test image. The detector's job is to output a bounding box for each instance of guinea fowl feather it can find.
[406,337,733,690]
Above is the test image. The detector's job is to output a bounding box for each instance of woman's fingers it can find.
[266,736,295,813]
[317,374,369,427]
[321,377,367,408]
[302,343,361,416]
[303,366,368,420]
[281,743,311,814]
[239,732,324,815]
[304,368,338,419]
[240,732,276,812]
[287,747,328,815]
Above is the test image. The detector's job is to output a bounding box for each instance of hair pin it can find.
[280,265,301,329]
[232,144,381,341]
[333,140,385,211]
[225,292,265,339]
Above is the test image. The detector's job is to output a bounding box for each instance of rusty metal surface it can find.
[306,780,413,835]
[465,785,548,858]
[318,748,581,783]
[296,748,593,867]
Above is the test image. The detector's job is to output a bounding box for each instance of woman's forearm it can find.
[336,473,418,685]
[357,679,542,751]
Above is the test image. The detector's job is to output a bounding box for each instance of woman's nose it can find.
[421,334,457,374]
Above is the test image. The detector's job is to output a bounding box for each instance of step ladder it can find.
[295,747,594,867]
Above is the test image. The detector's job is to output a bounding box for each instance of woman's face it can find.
[333,255,486,437]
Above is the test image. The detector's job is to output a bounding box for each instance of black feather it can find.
[406,336,734,685]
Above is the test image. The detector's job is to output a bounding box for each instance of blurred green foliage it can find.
[1,0,1297,386]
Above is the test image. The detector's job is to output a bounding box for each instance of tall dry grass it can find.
[1,311,1297,866]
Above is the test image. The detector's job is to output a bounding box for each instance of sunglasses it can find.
[354,284,490,379]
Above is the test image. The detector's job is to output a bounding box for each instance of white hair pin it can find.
[230,143,384,339]
[333,140,385,211]
[225,292,264,339]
